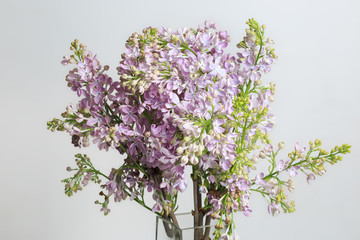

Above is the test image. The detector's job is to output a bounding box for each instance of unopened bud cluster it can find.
[61,154,101,197]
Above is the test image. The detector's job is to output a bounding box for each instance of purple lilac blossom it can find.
[58,20,280,239]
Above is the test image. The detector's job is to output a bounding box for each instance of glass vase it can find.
[155,212,223,240]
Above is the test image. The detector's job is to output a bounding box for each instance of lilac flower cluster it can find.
[48,19,351,240]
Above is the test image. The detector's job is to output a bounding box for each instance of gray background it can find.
[1,0,359,239]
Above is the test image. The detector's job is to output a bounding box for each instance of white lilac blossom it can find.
[47,19,351,240]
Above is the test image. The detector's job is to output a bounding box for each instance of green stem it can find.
[181,43,197,57]
[250,188,269,196]
[89,166,109,180]
[104,101,121,123]
[254,32,263,66]
[143,108,152,125]
[81,159,109,180]
[118,143,150,178]
[123,186,158,215]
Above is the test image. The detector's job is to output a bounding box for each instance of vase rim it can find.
[156,212,215,231]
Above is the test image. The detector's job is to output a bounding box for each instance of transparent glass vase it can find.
[155,212,222,240]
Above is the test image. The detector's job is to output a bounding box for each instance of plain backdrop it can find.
[1,0,359,239]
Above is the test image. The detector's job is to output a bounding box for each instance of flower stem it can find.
[203,215,212,240]
[192,166,203,240]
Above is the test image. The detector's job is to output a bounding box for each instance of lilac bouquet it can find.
[47,19,351,240]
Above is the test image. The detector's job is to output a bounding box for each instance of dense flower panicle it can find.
[48,19,351,239]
